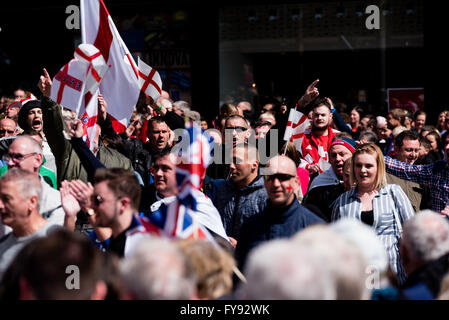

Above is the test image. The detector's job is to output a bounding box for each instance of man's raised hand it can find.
[298,79,319,107]
[98,94,108,121]
[38,68,52,98]
[68,119,85,139]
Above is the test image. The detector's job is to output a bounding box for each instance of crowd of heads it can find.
[1,79,449,302]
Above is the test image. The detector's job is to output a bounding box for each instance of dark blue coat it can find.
[235,198,324,271]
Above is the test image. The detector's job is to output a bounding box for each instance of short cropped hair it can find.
[313,97,332,110]
[402,210,449,264]
[147,116,167,132]
[1,168,42,209]
[94,168,141,211]
[0,228,107,300]
[395,130,419,149]
[359,130,378,144]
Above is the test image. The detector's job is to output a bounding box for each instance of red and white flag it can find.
[50,43,108,115]
[50,44,108,150]
[80,0,141,133]
[138,56,162,102]
[283,108,309,155]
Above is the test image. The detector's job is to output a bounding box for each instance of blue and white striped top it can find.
[331,184,415,284]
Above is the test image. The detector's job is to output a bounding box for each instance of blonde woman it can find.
[331,143,414,284]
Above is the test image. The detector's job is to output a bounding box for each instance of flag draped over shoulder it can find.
[144,123,216,241]
[80,0,141,133]
[283,108,309,154]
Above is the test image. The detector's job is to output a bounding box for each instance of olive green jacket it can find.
[41,96,133,187]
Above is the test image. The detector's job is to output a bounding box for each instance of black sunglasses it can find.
[91,195,104,206]
[0,129,14,134]
[225,126,248,132]
[264,174,295,182]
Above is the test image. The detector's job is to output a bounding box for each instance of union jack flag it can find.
[175,122,214,211]
[141,200,212,240]
[142,122,216,241]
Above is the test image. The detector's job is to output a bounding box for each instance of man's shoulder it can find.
[0,233,13,248]
[294,202,325,223]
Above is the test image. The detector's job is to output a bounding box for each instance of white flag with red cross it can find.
[283,108,309,155]
[81,0,141,134]
[138,56,162,102]
[50,43,108,115]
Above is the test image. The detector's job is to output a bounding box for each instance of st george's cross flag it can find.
[50,43,108,150]
[283,108,309,154]
[138,56,162,102]
[81,0,141,133]
[50,43,108,115]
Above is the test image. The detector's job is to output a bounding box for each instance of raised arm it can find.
[384,155,435,186]
[38,68,73,185]
[297,79,320,108]
[68,119,106,183]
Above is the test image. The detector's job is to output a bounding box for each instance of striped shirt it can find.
[384,156,449,212]
[331,184,415,284]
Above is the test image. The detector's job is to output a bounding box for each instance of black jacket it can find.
[302,183,346,222]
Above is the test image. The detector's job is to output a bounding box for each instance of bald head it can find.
[265,155,297,177]
[0,118,17,137]
[264,155,299,207]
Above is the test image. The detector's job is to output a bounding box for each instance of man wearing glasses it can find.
[62,168,151,258]
[235,155,323,270]
[0,136,65,237]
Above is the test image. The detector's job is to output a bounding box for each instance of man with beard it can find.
[301,97,337,178]
[82,168,150,258]
[302,137,356,221]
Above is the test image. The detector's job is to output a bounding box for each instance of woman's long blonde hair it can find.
[350,143,387,190]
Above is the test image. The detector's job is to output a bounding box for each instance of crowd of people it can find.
[0,72,448,301]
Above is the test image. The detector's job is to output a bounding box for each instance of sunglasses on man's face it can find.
[91,195,104,207]
[0,129,14,134]
[225,126,248,132]
[264,173,295,182]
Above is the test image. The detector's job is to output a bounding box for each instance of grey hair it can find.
[173,100,191,113]
[330,218,389,273]
[1,168,42,209]
[238,239,336,300]
[120,237,197,299]
[402,210,449,264]
[293,225,370,300]
[12,135,43,155]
